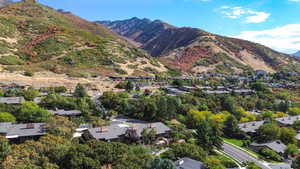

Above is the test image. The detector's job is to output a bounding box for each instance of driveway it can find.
[222,143,271,169]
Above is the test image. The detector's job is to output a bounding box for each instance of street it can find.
[222,143,271,169]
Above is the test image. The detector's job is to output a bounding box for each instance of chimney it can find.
[98,127,108,133]
[26,123,34,129]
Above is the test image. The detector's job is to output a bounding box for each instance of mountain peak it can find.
[102,18,300,73]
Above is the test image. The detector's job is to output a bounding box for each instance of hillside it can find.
[0,0,166,76]
[293,51,300,57]
[101,18,300,74]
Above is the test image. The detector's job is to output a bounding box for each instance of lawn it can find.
[223,138,244,147]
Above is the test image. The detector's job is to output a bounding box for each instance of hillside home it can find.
[0,122,46,142]
[238,121,265,136]
[275,115,300,127]
[48,109,82,117]
[250,140,286,155]
[83,116,171,142]
[175,157,206,169]
[0,97,25,105]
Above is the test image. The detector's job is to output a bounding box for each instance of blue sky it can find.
[31,0,300,53]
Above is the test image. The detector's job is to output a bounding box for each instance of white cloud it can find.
[220,6,270,23]
[235,24,300,53]
[288,0,300,2]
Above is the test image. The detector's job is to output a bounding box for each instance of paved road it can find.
[222,143,271,169]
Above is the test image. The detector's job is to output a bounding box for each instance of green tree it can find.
[17,101,51,122]
[288,107,300,116]
[22,88,40,101]
[148,158,176,169]
[141,128,157,145]
[223,115,240,138]
[62,144,98,169]
[125,81,135,91]
[260,148,283,161]
[293,120,300,131]
[74,83,88,97]
[205,157,225,169]
[284,144,300,158]
[168,143,207,161]
[194,120,223,151]
[257,123,281,143]
[280,127,297,145]
[292,156,300,169]
[246,162,262,169]
[0,136,11,161]
[0,112,16,122]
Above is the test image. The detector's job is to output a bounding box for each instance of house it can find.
[0,97,25,105]
[175,157,206,169]
[250,140,287,155]
[232,89,255,95]
[83,116,171,142]
[0,82,27,91]
[48,109,82,117]
[203,90,230,94]
[275,115,300,127]
[164,87,188,95]
[59,93,73,97]
[238,121,265,136]
[0,122,46,142]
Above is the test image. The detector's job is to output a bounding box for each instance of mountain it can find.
[0,0,166,76]
[100,18,300,74]
[293,51,300,57]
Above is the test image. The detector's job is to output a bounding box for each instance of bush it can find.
[0,56,25,65]
[24,71,34,77]
[288,107,300,116]
[0,112,16,123]
[260,148,283,161]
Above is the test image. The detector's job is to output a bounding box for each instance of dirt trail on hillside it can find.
[0,72,121,93]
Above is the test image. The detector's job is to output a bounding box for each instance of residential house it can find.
[0,122,46,142]
[250,140,287,155]
[275,115,300,127]
[83,116,171,142]
[203,90,230,94]
[48,109,82,117]
[0,97,25,105]
[238,121,265,136]
[175,157,206,169]
[164,87,188,95]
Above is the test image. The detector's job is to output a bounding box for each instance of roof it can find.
[0,122,46,139]
[203,90,230,94]
[87,116,171,141]
[0,97,25,104]
[275,115,300,126]
[238,121,265,133]
[269,163,291,169]
[251,140,287,154]
[175,157,205,169]
[48,109,82,116]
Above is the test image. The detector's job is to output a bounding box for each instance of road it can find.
[222,143,271,169]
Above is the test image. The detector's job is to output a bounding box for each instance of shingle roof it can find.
[48,109,82,116]
[87,116,171,141]
[0,123,46,139]
[175,157,205,169]
[275,115,300,126]
[0,97,25,104]
[269,163,291,169]
[238,121,265,133]
[251,140,287,154]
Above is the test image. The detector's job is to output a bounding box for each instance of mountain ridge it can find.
[0,1,166,76]
[293,51,300,57]
[100,17,300,74]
